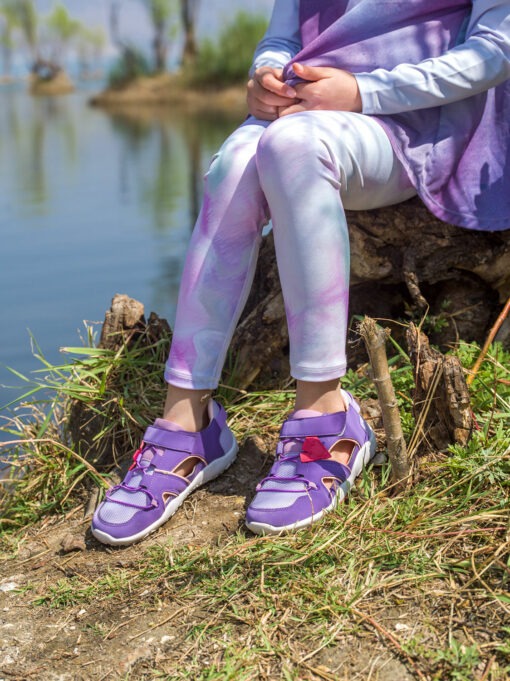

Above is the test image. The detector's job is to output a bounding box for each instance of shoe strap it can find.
[280,411,347,439]
[142,425,203,456]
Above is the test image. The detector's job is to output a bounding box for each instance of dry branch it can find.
[358,317,410,490]
[467,295,510,386]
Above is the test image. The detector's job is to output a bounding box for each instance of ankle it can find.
[294,379,345,414]
[163,386,212,432]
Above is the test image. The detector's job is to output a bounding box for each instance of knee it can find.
[256,113,327,175]
[205,134,258,192]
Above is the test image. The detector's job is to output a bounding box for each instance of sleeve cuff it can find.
[353,73,382,115]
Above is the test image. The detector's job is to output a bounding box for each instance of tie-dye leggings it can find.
[165,111,415,389]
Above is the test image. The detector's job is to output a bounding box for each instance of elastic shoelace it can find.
[106,444,159,511]
[256,436,318,493]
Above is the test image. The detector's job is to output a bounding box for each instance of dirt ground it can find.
[0,436,418,681]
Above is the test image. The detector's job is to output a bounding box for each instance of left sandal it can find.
[245,391,376,535]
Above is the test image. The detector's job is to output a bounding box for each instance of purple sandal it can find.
[91,400,238,546]
[245,391,376,535]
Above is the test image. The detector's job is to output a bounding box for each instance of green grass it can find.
[1,326,509,679]
[30,425,509,677]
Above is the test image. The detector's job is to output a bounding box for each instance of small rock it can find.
[60,534,86,553]
[395,622,410,631]
[0,583,18,593]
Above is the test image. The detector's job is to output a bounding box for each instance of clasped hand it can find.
[246,62,362,121]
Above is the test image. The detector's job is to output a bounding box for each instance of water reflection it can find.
[0,87,243,413]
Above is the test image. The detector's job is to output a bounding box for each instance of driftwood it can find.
[406,322,473,454]
[359,317,410,491]
[229,197,510,389]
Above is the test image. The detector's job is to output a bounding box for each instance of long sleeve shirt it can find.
[250,0,510,115]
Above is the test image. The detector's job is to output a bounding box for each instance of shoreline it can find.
[89,72,248,117]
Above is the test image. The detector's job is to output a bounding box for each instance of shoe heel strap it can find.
[210,399,227,429]
[143,426,198,454]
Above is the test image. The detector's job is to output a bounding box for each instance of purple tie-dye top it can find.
[282,0,510,231]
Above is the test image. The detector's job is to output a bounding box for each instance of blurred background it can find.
[0,0,274,413]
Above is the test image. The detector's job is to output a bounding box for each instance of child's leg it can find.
[245,111,416,534]
[165,117,270,391]
[255,110,415,388]
[92,118,272,544]
[163,117,271,429]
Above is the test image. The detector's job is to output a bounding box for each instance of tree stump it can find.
[406,323,473,454]
[228,198,510,389]
[68,294,171,469]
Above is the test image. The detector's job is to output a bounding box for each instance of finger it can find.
[253,82,299,107]
[278,102,309,117]
[247,92,280,118]
[252,107,278,121]
[257,71,296,98]
[293,82,317,98]
[292,62,332,82]
[247,101,278,119]
[248,78,292,106]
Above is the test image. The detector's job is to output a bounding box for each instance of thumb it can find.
[293,62,331,81]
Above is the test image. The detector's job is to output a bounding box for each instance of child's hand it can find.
[247,67,298,121]
[278,62,362,116]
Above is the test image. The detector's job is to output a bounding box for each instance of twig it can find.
[301,661,339,681]
[467,296,510,385]
[352,607,427,681]
[299,623,343,663]
[480,656,496,681]
[358,317,410,490]
[128,606,187,641]
[104,612,143,640]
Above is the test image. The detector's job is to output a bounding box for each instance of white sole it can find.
[245,428,377,536]
[92,438,239,546]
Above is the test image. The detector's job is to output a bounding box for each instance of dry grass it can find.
[0,330,509,680]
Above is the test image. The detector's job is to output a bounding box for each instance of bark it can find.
[180,0,198,65]
[153,27,167,72]
[98,293,145,349]
[406,322,473,454]
[359,317,411,491]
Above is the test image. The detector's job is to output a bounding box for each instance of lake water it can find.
[0,83,242,421]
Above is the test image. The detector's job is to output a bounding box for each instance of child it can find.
[92,0,510,545]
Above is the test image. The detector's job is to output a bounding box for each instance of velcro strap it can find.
[142,426,202,455]
[280,412,346,439]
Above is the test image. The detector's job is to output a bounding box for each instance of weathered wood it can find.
[69,294,171,469]
[359,317,410,491]
[406,322,473,454]
[229,198,510,389]
[98,293,146,350]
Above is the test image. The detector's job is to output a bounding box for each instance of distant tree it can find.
[109,0,122,50]
[45,3,82,65]
[179,0,199,65]
[76,25,106,79]
[108,1,152,87]
[0,2,17,77]
[140,0,175,72]
[6,0,38,62]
